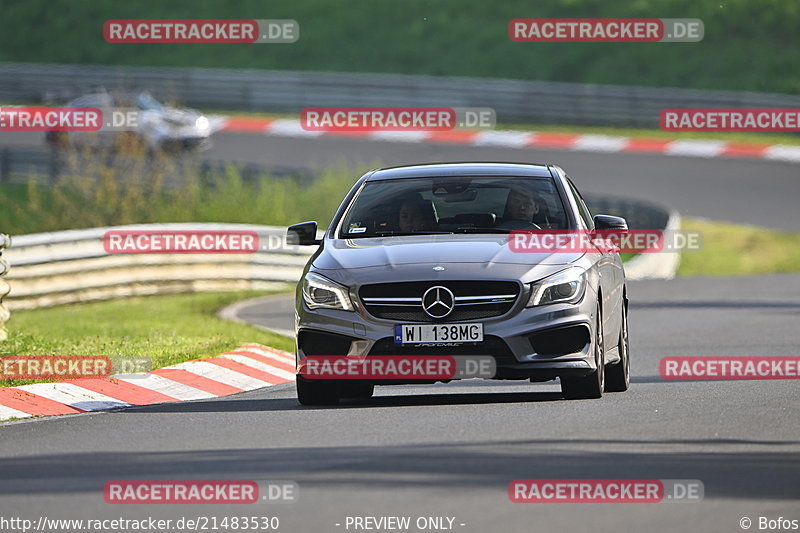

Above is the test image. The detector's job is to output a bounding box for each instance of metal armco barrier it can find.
[2,223,313,310]
[2,62,800,127]
[0,233,10,340]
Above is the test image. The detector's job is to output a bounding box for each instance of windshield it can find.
[135,92,163,111]
[338,176,569,238]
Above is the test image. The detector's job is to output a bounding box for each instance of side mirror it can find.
[593,214,628,231]
[287,221,321,245]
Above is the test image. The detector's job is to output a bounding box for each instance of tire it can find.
[296,376,339,406]
[339,382,375,400]
[561,301,604,400]
[605,301,630,392]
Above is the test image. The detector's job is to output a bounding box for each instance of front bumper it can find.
[296,288,598,382]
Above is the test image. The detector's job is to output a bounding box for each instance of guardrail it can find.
[2,62,800,128]
[3,223,310,310]
[2,195,677,314]
[0,233,10,340]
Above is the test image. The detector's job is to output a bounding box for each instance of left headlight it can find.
[302,272,354,311]
[195,116,210,131]
[527,267,587,307]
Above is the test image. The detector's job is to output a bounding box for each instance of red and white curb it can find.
[218,116,800,163]
[0,344,294,422]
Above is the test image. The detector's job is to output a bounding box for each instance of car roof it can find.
[366,162,554,181]
[68,91,150,104]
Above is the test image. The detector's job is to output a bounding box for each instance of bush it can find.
[0,150,370,235]
[1,0,798,93]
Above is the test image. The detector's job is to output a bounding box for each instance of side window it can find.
[567,178,594,230]
[70,96,95,107]
[70,94,112,108]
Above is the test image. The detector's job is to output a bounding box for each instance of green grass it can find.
[1,0,799,94]
[678,218,800,276]
[0,291,294,387]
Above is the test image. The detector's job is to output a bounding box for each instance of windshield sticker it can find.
[348,224,367,234]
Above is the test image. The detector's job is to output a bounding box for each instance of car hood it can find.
[158,107,202,125]
[312,235,583,283]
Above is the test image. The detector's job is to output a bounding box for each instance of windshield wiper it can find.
[347,231,454,238]
[450,227,512,234]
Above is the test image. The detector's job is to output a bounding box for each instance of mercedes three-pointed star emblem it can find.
[422,285,455,318]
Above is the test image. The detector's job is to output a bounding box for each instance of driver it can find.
[495,187,542,230]
[398,198,437,232]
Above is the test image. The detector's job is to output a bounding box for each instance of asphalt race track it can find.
[1,133,799,532]
[205,131,800,231]
[2,128,800,230]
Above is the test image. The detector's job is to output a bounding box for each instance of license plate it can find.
[394,323,483,344]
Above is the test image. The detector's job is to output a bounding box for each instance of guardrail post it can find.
[49,149,60,184]
[0,233,10,341]
[0,149,9,183]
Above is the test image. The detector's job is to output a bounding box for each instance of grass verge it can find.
[678,218,800,276]
[0,164,364,236]
[2,0,798,94]
[0,291,294,387]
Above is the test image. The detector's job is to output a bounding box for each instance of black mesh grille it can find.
[298,330,356,356]
[359,281,520,322]
[529,325,590,356]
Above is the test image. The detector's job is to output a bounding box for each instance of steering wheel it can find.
[495,220,542,230]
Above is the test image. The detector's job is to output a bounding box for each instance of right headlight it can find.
[302,272,354,311]
[526,267,587,307]
[195,116,210,131]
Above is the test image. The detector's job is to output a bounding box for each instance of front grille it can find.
[359,281,520,322]
[368,335,517,365]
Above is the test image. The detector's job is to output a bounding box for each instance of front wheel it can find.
[605,301,630,392]
[561,302,604,400]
